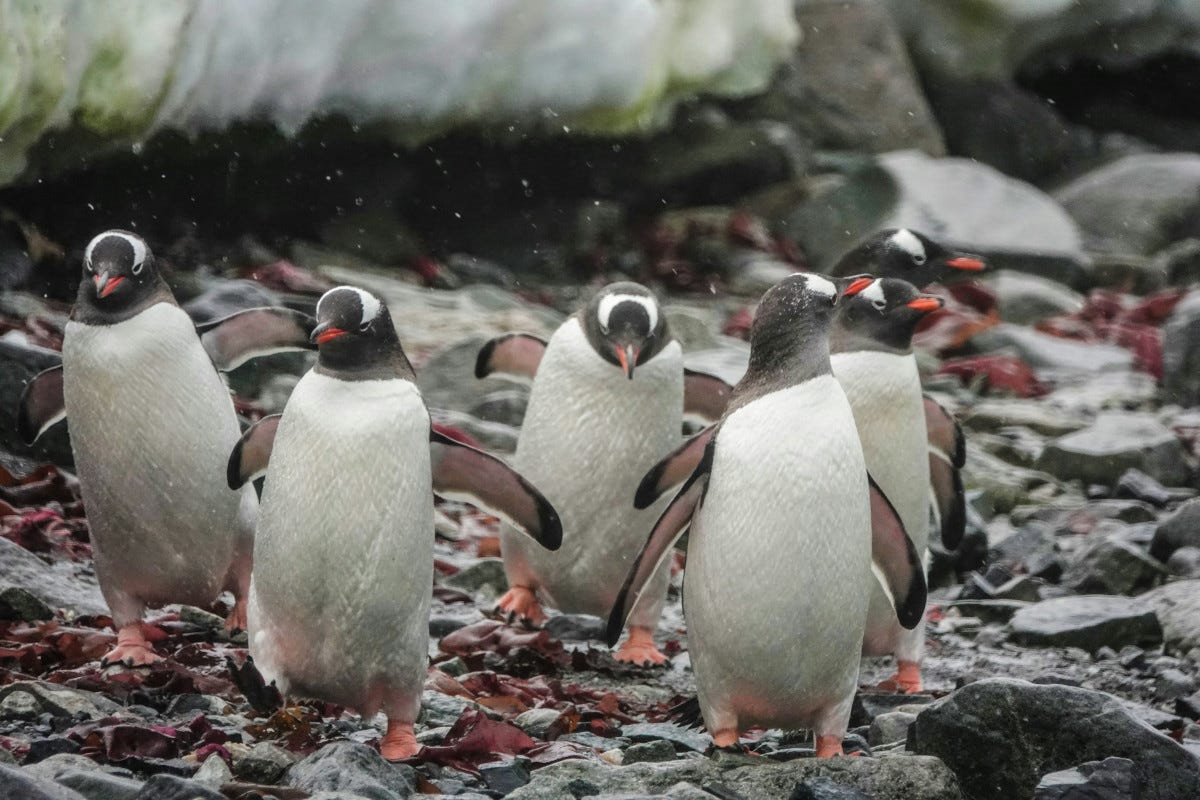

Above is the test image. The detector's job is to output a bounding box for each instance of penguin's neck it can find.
[315,338,415,382]
[730,322,831,414]
[829,320,914,356]
[71,278,177,326]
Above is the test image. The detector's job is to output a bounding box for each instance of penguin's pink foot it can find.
[613,626,667,666]
[711,729,739,748]
[493,586,546,627]
[880,660,923,694]
[815,735,844,758]
[380,719,419,761]
[101,624,164,667]
[225,597,248,633]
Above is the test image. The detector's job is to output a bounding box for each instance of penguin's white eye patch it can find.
[131,260,144,276]
[802,274,837,299]
[598,293,658,333]
[891,229,926,265]
[351,287,381,327]
[860,279,887,312]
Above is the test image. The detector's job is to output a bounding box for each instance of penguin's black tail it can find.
[667,696,705,729]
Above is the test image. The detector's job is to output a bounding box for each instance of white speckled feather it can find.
[62,304,255,624]
[686,374,870,733]
[501,317,683,626]
[248,372,433,721]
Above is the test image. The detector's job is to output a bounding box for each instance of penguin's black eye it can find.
[871,299,886,312]
[912,253,926,266]
[131,260,144,276]
[359,320,371,333]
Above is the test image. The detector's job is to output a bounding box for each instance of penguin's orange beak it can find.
[94,273,125,298]
[614,344,639,380]
[314,327,347,345]
[945,256,985,272]
[907,297,944,313]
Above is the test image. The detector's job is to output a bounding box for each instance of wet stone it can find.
[1114,469,1171,507]
[286,741,416,799]
[544,614,606,642]
[444,558,507,594]
[1036,413,1192,488]
[1010,595,1163,652]
[55,768,143,800]
[233,741,296,784]
[0,764,87,800]
[791,777,872,800]
[620,723,712,753]
[480,760,531,794]
[513,708,561,739]
[25,737,81,763]
[1034,757,1138,800]
[134,775,224,800]
[868,711,916,746]
[1155,669,1197,702]
[1151,498,1200,561]
[623,740,676,764]
[192,755,233,788]
[1167,547,1200,578]
[1,689,39,719]
[0,586,53,622]
[1061,534,1164,596]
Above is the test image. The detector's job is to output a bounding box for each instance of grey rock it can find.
[1037,413,1191,488]
[1010,595,1162,652]
[1167,547,1200,578]
[620,723,712,753]
[479,760,530,794]
[1163,290,1200,407]
[468,388,528,429]
[0,338,72,467]
[1054,154,1200,256]
[514,708,561,739]
[868,711,917,746]
[1151,498,1200,561]
[1141,580,1200,654]
[233,741,296,784]
[1035,757,1138,800]
[1153,238,1200,285]
[1,764,87,800]
[286,741,416,800]
[1044,371,1158,415]
[420,691,475,728]
[981,271,1084,326]
[728,0,944,156]
[444,558,507,594]
[55,769,142,800]
[623,740,676,764]
[133,775,224,800]
[1061,533,1164,596]
[191,755,233,788]
[1,689,39,719]
[1156,669,1197,702]
[0,586,54,622]
[0,682,120,721]
[910,678,1200,800]
[964,399,1085,437]
[0,538,106,617]
[974,324,1132,374]
[790,777,872,800]
[544,614,605,642]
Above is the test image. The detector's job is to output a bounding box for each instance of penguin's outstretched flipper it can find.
[474,333,547,380]
[227,414,282,489]
[17,364,66,445]
[868,474,927,630]
[634,426,715,509]
[198,308,317,371]
[430,429,562,551]
[608,438,715,647]
[923,394,965,550]
[683,368,732,423]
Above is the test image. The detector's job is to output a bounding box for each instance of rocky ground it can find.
[3,2,1200,799]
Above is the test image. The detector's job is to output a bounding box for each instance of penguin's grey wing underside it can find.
[868,473,928,630]
[227,414,282,489]
[17,364,66,445]
[923,394,966,550]
[429,429,562,551]
[682,368,732,423]
[474,333,547,379]
[607,437,715,647]
[197,307,317,372]
[634,426,715,509]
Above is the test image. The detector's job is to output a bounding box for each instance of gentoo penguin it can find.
[832,228,983,554]
[608,273,926,755]
[831,277,944,694]
[229,286,561,760]
[17,230,315,666]
[475,282,731,665]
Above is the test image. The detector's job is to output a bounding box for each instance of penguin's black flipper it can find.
[608,437,715,647]
[429,428,562,551]
[923,394,966,549]
[198,307,317,372]
[227,414,282,489]
[474,333,547,380]
[17,364,66,445]
[634,426,715,509]
[682,368,732,423]
[868,473,928,630]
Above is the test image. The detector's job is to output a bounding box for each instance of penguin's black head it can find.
[78,230,163,315]
[311,286,413,380]
[582,282,669,380]
[832,276,944,355]
[833,229,985,289]
[740,272,841,387]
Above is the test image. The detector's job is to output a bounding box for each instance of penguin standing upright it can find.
[608,273,926,755]
[17,231,315,666]
[229,286,561,760]
[475,282,728,665]
[831,277,945,693]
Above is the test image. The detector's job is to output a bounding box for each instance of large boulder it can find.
[908,678,1200,800]
[1140,580,1200,654]
[1036,412,1192,488]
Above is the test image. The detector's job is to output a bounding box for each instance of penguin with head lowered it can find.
[608,273,926,755]
[17,230,316,666]
[474,282,730,665]
[831,276,945,693]
[228,286,561,760]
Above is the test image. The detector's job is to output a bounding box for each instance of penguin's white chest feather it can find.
[249,371,433,718]
[685,375,871,730]
[62,303,251,608]
[503,318,683,617]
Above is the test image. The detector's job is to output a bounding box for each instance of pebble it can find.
[480,759,531,794]
[1155,669,1197,701]
[444,558,508,594]
[514,708,562,739]
[867,711,916,746]
[623,740,676,764]
[192,754,234,788]
[233,741,296,784]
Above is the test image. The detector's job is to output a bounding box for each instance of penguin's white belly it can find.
[832,350,930,656]
[249,372,433,719]
[685,376,871,730]
[502,318,682,620]
[62,305,253,610]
